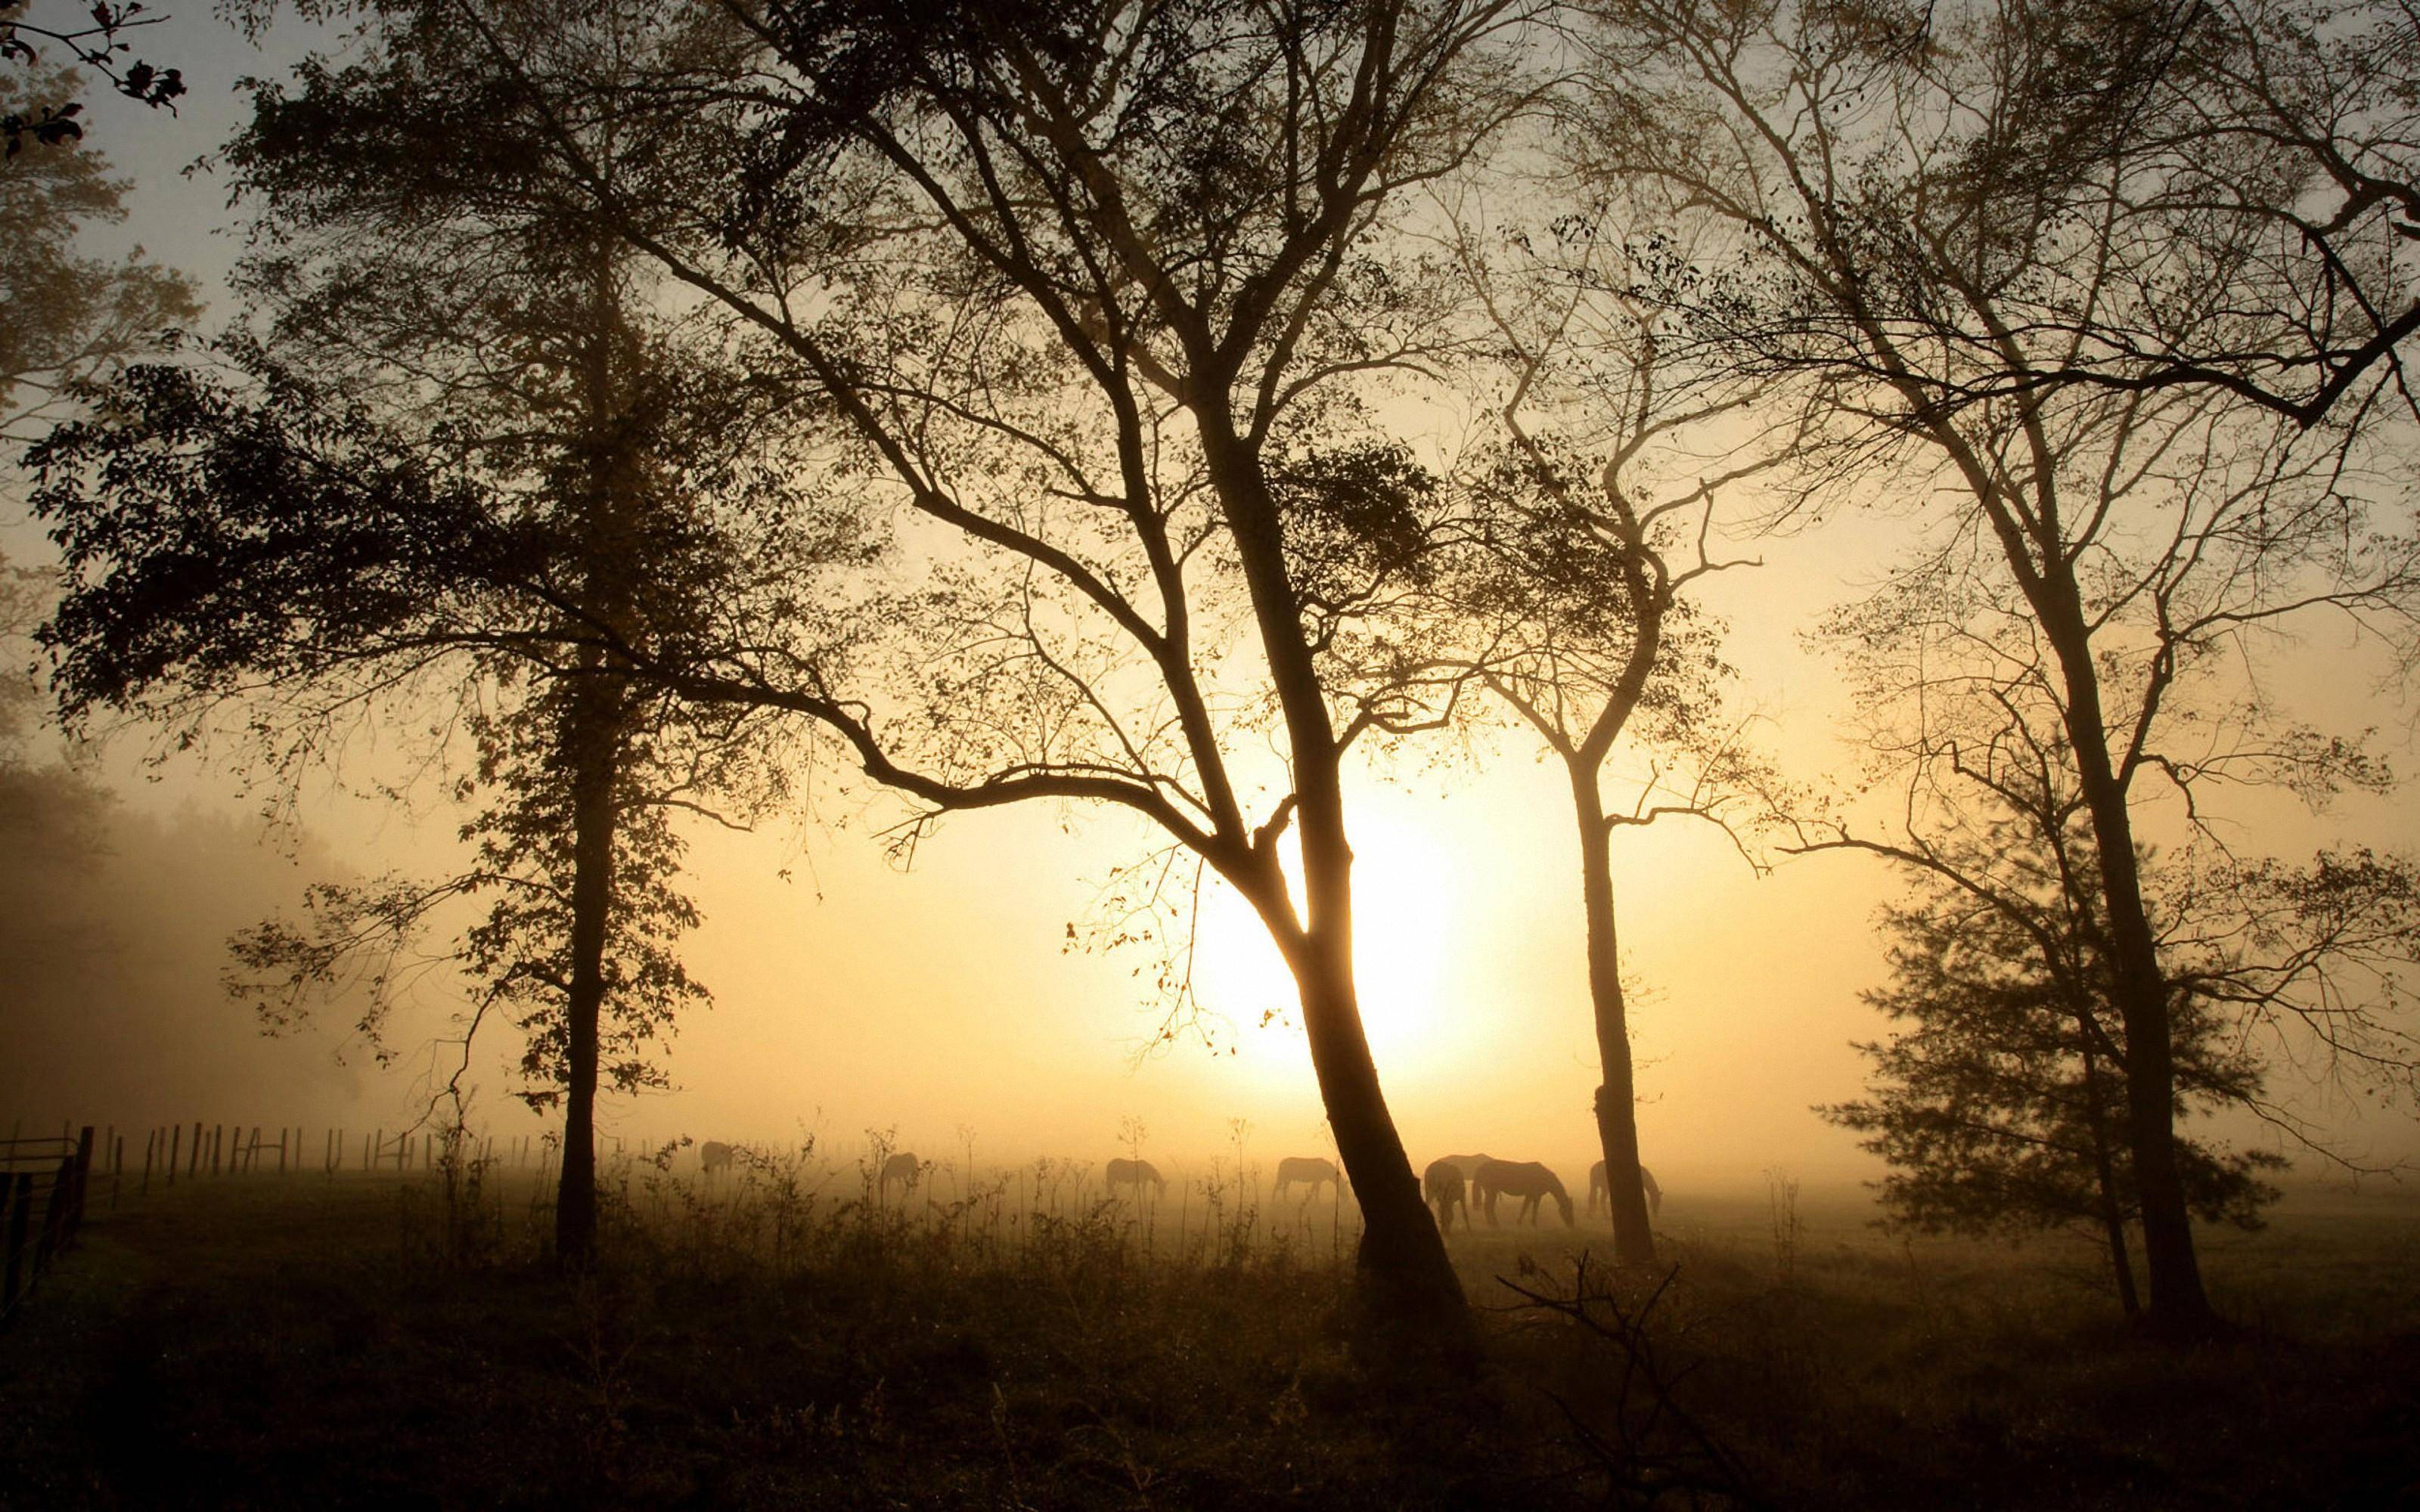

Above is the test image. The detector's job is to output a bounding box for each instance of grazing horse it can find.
[878,1151,922,1201]
[700,1140,737,1176]
[1106,1157,1167,1196]
[1438,1153,1496,1182]
[1587,1160,1662,1218]
[1423,1158,1469,1234]
[1472,1159,1575,1228]
[1273,1156,1342,1201]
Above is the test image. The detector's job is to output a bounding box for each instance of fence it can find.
[1,1127,95,1325]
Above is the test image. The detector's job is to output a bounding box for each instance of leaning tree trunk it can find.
[1276,840,1469,1333]
[555,676,620,1271]
[1572,774,1657,1266]
[2043,593,2217,1338]
[1205,418,1466,1339]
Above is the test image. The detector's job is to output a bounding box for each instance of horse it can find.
[1472,1159,1575,1228]
[1586,1160,1662,1218]
[700,1140,737,1176]
[1106,1157,1167,1196]
[878,1151,922,1201]
[1273,1155,1342,1201]
[1438,1152,1496,1182]
[1423,1157,1469,1234]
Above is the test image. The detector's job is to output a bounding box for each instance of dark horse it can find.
[1273,1156,1342,1201]
[1472,1159,1575,1228]
[1587,1160,1662,1218]
[879,1151,922,1201]
[1106,1157,1167,1195]
[1423,1157,1469,1233]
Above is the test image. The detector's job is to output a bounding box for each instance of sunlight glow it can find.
[1191,820,1467,1083]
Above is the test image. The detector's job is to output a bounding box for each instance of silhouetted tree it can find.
[1575,0,2420,1338]
[1427,206,1792,1266]
[265,0,1553,1337]
[1827,819,2283,1316]
[31,166,848,1266]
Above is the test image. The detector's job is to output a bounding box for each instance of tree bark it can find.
[554,676,619,1272]
[1571,772,1656,1265]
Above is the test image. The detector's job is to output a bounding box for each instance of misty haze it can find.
[4,0,2418,1505]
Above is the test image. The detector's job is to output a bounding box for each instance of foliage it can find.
[1829,826,2285,1255]
[0,65,197,443]
[0,2,185,154]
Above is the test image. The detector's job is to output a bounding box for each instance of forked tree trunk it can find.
[555,682,619,1271]
[1572,775,1656,1266]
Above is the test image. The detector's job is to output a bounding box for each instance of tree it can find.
[1577,0,2420,1338]
[1,65,197,446]
[1827,817,2283,1317]
[31,232,846,1269]
[280,0,1553,1334]
[1429,205,1789,1266]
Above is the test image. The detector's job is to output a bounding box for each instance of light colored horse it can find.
[700,1140,736,1176]
[1273,1155,1342,1201]
[1438,1152,1495,1181]
[1472,1159,1575,1228]
[1587,1159,1662,1217]
[1106,1157,1167,1195]
[1423,1157,1469,1233]
[879,1151,922,1201]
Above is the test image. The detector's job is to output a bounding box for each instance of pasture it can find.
[1,1152,2414,1508]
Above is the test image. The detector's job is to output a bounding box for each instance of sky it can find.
[7,3,2418,1196]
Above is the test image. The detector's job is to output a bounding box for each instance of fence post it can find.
[71,1128,94,1235]
[189,1122,202,1178]
[2,1173,29,1318]
[209,1126,222,1177]
[142,1129,156,1197]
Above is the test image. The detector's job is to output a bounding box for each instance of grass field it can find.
[2,1154,2414,1509]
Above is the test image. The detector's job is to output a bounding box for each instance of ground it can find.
[2,1159,2414,1508]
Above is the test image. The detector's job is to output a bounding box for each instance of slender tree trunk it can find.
[1571,773,1655,1265]
[555,671,621,1271]
[2077,1005,2141,1318]
[2042,594,2217,1338]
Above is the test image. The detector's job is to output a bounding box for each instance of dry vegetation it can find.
[2,1153,2413,1509]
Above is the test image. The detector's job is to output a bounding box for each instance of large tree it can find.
[259,0,1550,1332]
[1578,0,2420,1338]
[32,179,845,1267]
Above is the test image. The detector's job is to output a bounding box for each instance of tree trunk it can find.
[1572,772,1656,1265]
[1200,414,1465,1338]
[555,679,619,1271]
[2077,1004,2140,1318]
[2042,594,2218,1339]
[1280,875,1470,1335]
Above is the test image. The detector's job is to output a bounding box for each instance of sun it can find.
[1190,820,1466,1081]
